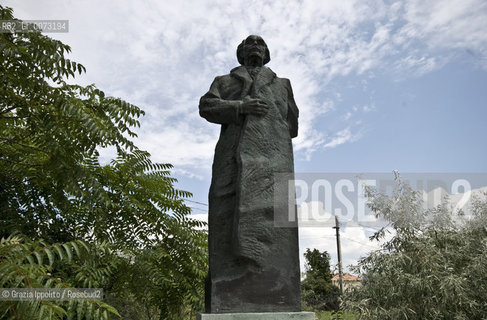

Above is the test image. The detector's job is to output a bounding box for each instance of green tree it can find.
[0,5,207,319]
[302,248,340,311]
[345,175,487,319]
[0,234,120,319]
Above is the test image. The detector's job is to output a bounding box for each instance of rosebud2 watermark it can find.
[274,173,487,227]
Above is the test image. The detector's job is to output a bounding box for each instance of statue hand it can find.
[239,98,269,116]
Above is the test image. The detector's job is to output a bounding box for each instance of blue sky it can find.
[6,0,487,273]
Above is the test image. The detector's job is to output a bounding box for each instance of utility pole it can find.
[333,215,344,294]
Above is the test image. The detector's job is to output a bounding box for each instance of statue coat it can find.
[200,65,300,312]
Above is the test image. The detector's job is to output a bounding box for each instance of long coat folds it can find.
[200,65,300,313]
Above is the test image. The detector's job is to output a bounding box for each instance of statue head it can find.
[237,35,271,67]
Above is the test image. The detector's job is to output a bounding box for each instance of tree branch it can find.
[0,137,53,157]
[1,106,18,114]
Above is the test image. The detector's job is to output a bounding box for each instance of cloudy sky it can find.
[6,0,487,273]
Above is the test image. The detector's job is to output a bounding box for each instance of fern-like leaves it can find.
[0,234,120,320]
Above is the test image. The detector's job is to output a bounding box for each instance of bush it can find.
[345,176,487,319]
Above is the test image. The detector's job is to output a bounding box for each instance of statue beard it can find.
[244,53,264,67]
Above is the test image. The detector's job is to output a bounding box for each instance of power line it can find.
[340,235,381,249]
[188,206,208,213]
[300,235,336,239]
[354,221,391,232]
[184,199,208,206]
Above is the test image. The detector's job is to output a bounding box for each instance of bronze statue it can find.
[200,35,300,313]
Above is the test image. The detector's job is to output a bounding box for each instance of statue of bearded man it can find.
[199,35,300,313]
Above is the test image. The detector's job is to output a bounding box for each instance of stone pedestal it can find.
[197,312,316,320]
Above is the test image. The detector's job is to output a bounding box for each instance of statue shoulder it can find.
[275,77,293,93]
[208,73,234,91]
[276,77,291,86]
[212,74,232,83]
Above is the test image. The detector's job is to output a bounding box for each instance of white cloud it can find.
[299,225,386,274]
[172,168,205,181]
[362,104,376,112]
[188,213,208,224]
[322,127,360,150]
[402,0,487,51]
[5,0,487,174]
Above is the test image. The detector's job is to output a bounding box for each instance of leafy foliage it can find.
[128,228,207,319]
[0,5,208,319]
[0,5,195,247]
[0,234,119,320]
[345,177,487,319]
[302,248,340,311]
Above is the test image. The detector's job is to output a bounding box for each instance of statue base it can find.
[197,312,316,320]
